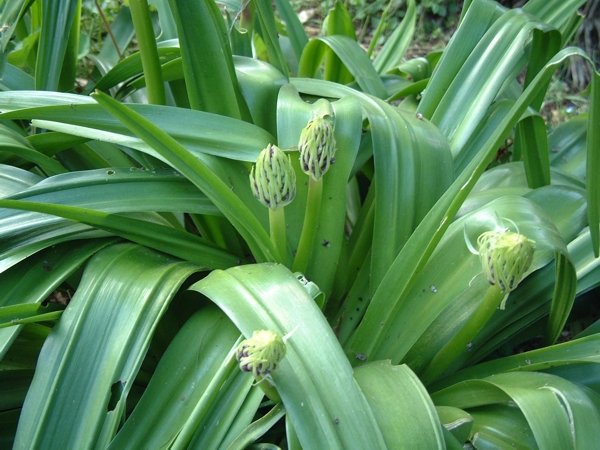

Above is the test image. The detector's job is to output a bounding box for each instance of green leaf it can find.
[587,70,600,256]
[436,406,473,444]
[0,199,240,269]
[107,305,243,450]
[430,333,600,392]
[35,0,79,91]
[516,115,551,188]
[168,0,251,119]
[340,47,590,367]
[298,36,388,99]
[354,361,445,449]
[274,0,308,74]
[322,2,355,85]
[190,263,387,450]
[254,0,289,77]
[548,115,588,179]
[0,95,274,163]
[13,243,202,449]
[372,0,416,74]
[433,371,600,449]
[0,124,67,175]
[418,7,560,154]
[90,90,277,262]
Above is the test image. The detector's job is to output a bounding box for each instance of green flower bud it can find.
[477,230,535,293]
[298,115,336,181]
[250,144,296,210]
[236,330,287,379]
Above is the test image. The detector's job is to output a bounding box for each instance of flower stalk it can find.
[293,113,336,274]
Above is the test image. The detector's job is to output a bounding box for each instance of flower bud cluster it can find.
[298,115,336,181]
[477,230,535,292]
[236,330,287,379]
[250,144,296,210]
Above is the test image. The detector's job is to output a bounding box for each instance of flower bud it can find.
[250,144,296,210]
[236,330,287,379]
[477,230,535,293]
[298,115,336,181]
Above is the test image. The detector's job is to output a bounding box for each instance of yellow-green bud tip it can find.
[477,230,535,293]
[298,115,336,181]
[236,330,287,378]
[250,144,296,210]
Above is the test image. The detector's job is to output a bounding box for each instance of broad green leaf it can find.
[372,0,416,74]
[516,115,551,188]
[437,406,473,444]
[430,333,600,392]
[35,0,79,91]
[548,115,587,179]
[0,95,274,163]
[290,78,453,293]
[322,2,355,85]
[587,70,600,256]
[0,164,41,197]
[418,5,561,154]
[275,85,362,294]
[191,263,387,450]
[0,0,33,51]
[254,0,289,77]
[433,371,600,449]
[274,0,308,74]
[168,0,251,119]
[0,63,35,91]
[468,404,537,449]
[0,199,240,270]
[523,0,589,30]
[0,167,232,272]
[298,36,388,99]
[0,238,116,363]
[97,6,135,63]
[90,91,277,263]
[341,47,591,367]
[0,124,67,175]
[13,243,202,449]
[354,361,445,449]
[107,305,243,450]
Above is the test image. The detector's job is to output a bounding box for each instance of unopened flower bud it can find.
[250,144,296,210]
[477,230,535,293]
[298,115,336,181]
[236,330,286,378]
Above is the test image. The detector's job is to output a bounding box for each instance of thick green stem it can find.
[292,177,323,274]
[269,206,287,264]
[129,0,165,105]
[420,284,506,385]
